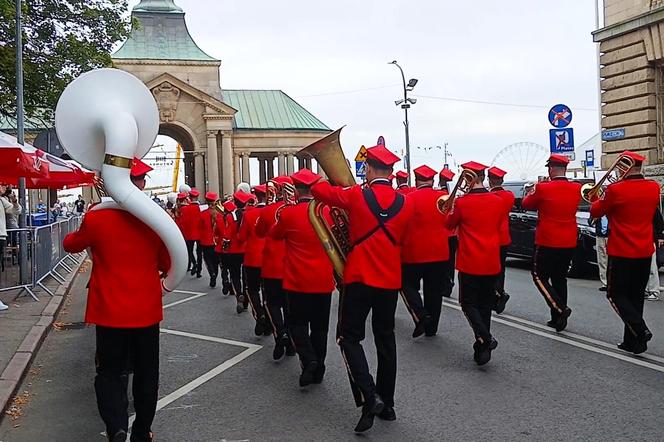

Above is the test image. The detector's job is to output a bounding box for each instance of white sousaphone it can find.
[55,68,187,292]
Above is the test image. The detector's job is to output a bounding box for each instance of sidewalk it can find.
[0,258,86,418]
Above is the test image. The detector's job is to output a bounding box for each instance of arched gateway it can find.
[111,0,330,195]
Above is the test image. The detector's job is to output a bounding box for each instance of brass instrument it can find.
[275,182,298,221]
[581,154,636,203]
[523,176,550,196]
[298,127,355,279]
[436,169,478,214]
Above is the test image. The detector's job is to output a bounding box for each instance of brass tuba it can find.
[581,154,636,203]
[299,127,355,279]
[436,169,478,214]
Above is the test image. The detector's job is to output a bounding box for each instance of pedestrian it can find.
[199,192,222,288]
[488,166,515,314]
[271,168,335,386]
[595,216,609,292]
[445,161,509,365]
[75,195,86,215]
[63,158,165,441]
[237,184,270,336]
[0,182,21,310]
[590,151,660,354]
[2,185,22,251]
[522,154,581,332]
[400,164,451,338]
[439,168,456,296]
[176,190,202,277]
[311,145,413,433]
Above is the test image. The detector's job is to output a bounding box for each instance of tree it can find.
[0,0,133,126]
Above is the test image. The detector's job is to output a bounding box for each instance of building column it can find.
[286,153,295,175]
[267,156,275,180]
[277,153,286,176]
[206,131,220,194]
[221,131,234,195]
[241,153,251,184]
[194,153,206,199]
[259,158,267,184]
[233,153,241,185]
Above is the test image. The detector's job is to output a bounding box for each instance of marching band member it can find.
[445,161,508,365]
[189,189,204,277]
[178,189,203,277]
[439,168,456,296]
[199,192,223,288]
[238,184,270,335]
[63,158,167,442]
[271,169,335,386]
[221,194,249,314]
[522,154,581,332]
[395,170,413,195]
[487,166,514,314]
[400,165,451,338]
[312,145,413,433]
[213,201,230,295]
[256,176,296,360]
[590,151,660,354]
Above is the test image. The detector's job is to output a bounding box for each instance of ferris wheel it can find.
[491,142,548,181]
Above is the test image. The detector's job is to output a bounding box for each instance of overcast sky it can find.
[128,0,602,183]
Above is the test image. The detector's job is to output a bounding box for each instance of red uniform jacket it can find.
[590,175,660,258]
[178,203,202,241]
[238,205,266,268]
[397,184,414,195]
[311,179,414,290]
[491,188,515,246]
[401,185,450,264]
[256,201,286,279]
[445,189,508,275]
[521,178,581,248]
[270,200,335,293]
[63,209,169,328]
[199,208,222,247]
[215,212,244,254]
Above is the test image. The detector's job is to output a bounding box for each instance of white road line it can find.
[161,328,261,350]
[163,293,208,309]
[442,301,664,374]
[172,289,207,295]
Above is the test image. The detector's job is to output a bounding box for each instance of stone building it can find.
[593,0,664,182]
[111,0,330,194]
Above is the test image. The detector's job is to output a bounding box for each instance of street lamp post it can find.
[389,61,417,185]
[15,0,28,286]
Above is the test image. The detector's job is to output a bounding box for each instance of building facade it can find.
[594,0,664,183]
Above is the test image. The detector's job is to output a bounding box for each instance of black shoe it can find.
[412,315,432,338]
[312,365,325,384]
[190,268,196,276]
[285,337,296,357]
[109,429,127,442]
[209,279,216,288]
[273,338,285,360]
[263,322,274,336]
[473,340,492,366]
[546,320,556,328]
[633,329,653,355]
[598,286,607,292]
[196,273,202,278]
[617,341,635,352]
[494,293,510,314]
[555,307,572,332]
[299,361,318,387]
[222,284,230,295]
[354,394,385,433]
[254,318,265,336]
[377,406,396,421]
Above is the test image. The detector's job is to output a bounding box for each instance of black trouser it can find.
[531,246,575,321]
[458,272,497,343]
[216,252,231,291]
[264,278,288,340]
[95,324,159,441]
[0,238,5,272]
[194,241,203,275]
[401,261,451,334]
[224,253,244,301]
[338,283,398,408]
[607,256,651,345]
[495,245,509,297]
[244,266,266,320]
[185,240,197,272]
[445,236,457,293]
[287,292,332,367]
[201,245,218,280]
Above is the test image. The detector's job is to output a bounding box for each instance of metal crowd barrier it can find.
[1,216,84,301]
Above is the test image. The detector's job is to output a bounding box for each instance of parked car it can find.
[502,180,597,277]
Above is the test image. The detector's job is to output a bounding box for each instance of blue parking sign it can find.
[549,128,575,153]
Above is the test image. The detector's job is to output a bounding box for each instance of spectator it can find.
[75,195,86,215]
[0,182,20,311]
[645,209,664,301]
[2,186,22,250]
[595,216,609,291]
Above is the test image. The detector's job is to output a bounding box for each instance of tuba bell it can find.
[298,127,355,279]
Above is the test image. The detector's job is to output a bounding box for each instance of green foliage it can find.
[0,0,132,125]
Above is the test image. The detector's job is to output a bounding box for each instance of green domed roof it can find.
[133,0,183,13]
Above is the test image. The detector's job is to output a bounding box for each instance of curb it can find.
[0,259,85,417]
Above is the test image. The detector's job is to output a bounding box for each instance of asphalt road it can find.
[1,260,663,441]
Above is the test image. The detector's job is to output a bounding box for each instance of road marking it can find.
[161,328,261,350]
[442,300,664,374]
[173,289,208,295]
[163,292,208,309]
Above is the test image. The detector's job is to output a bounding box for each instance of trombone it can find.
[436,169,478,214]
[581,154,636,203]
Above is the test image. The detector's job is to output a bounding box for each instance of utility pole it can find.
[389,61,418,185]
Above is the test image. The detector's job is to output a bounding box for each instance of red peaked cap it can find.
[545,154,570,166]
[271,175,293,186]
[413,165,437,180]
[395,170,409,180]
[233,191,254,205]
[222,200,237,212]
[176,192,188,199]
[291,168,322,186]
[487,166,507,179]
[366,145,400,166]
[252,184,267,194]
[622,150,645,164]
[130,157,153,178]
[461,161,488,173]
[387,174,395,181]
[439,168,455,181]
[205,191,218,201]
[189,188,200,198]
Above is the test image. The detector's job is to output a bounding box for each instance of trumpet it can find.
[581,154,636,203]
[436,169,478,214]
